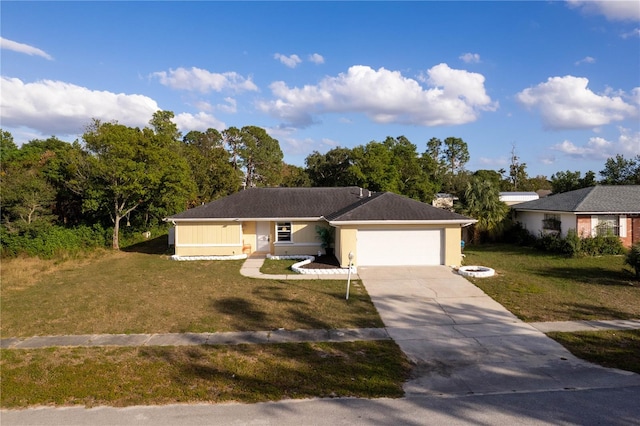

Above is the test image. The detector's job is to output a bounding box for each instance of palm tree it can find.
[461,178,509,243]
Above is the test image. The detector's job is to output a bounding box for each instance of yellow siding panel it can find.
[174,222,242,256]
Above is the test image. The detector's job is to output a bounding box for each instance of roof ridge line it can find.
[325,191,384,219]
[573,186,597,211]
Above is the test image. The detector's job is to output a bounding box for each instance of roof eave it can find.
[514,209,639,215]
[328,219,477,226]
[165,216,325,223]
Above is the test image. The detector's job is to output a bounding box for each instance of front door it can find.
[256,222,270,252]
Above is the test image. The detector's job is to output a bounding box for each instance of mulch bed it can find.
[299,254,342,269]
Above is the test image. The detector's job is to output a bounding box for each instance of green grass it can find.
[463,244,640,322]
[0,341,412,408]
[260,258,297,274]
[1,242,382,338]
[547,330,640,374]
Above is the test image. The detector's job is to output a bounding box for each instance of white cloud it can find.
[552,127,640,160]
[174,112,225,132]
[0,77,159,136]
[477,156,508,167]
[0,37,53,60]
[567,0,640,22]
[516,75,637,129]
[574,56,596,66]
[218,97,237,114]
[321,138,339,148]
[540,156,556,165]
[308,53,325,64]
[193,100,213,112]
[257,63,497,128]
[459,53,481,64]
[622,28,640,38]
[150,67,258,93]
[274,53,302,68]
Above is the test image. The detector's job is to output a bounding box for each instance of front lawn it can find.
[1,242,382,338]
[0,341,411,408]
[463,244,640,322]
[548,330,640,374]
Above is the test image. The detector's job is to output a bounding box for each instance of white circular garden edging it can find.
[458,265,495,278]
[267,254,356,275]
[171,254,248,261]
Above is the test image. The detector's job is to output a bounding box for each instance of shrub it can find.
[503,222,536,246]
[507,225,625,258]
[0,224,109,259]
[626,243,640,279]
[562,229,582,257]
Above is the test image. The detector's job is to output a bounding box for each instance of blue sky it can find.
[2,1,639,178]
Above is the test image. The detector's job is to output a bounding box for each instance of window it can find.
[276,222,292,242]
[542,214,561,232]
[596,216,619,236]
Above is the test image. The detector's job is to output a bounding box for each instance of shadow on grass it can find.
[136,342,409,403]
[212,297,268,330]
[121,235,171,255]
[211,296,336,331]
[533,266,637,287]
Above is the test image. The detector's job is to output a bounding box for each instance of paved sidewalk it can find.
[530,319,640,333]
[0,327,389,350]
[2,319,639,350]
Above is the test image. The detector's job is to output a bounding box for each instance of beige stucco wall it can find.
[273,221,326,256]
[335,224,463,267]
[335,226,357,268]
[444,226,463,266]
[174,221,242,256]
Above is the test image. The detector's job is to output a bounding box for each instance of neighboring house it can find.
[499,192,539,206]
[512,185,640,248]
[166,187,476,267]
[432,193,457,210]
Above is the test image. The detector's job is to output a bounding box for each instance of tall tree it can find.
[551,170,596,193]
[239,126,283,187]
[222,127,244,171]
[351,140,400,193]
[386,136,435,201]
[149,110,182,142]
[182,129,240,203]
[280,164,311,187]
[80,118,194,249]
[426,136,470,194]
[305,147,357,187]
[0,135,71,228]
[421,137,445,195]
[507,145,530,191]
[599,154,640,185]
[442,137,470,177]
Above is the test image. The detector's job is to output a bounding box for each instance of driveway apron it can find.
[358,266,640,396]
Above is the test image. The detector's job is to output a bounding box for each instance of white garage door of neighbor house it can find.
[357,229,443,266]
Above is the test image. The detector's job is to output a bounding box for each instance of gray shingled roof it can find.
[168,187,473,222]
[326,192,472,222]
[513,185,640,213]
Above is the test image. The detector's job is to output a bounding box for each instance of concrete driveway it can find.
[358,266,640,396]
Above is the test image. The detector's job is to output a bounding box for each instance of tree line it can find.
[1,110,638,254]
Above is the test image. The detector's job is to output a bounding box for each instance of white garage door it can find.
[357,229,443,266]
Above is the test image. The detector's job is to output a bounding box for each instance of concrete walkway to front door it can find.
[358,266,640,397]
